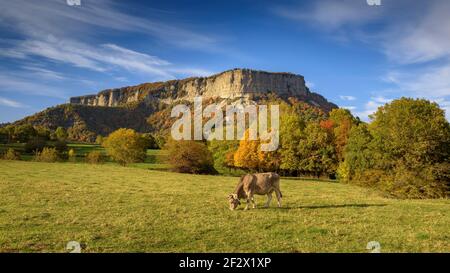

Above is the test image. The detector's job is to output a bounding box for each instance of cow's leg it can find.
[275,188,282,207]
[251,195,256,209]
[264,192,272,208]
[244,192,251,210]
[244,197,251,210]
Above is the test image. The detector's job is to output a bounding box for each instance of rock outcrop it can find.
[70,68,336,111]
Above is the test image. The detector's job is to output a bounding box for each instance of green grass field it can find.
[0,160,448,253]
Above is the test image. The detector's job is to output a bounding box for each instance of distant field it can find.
[0,143,169,171]
[0,160,448,253]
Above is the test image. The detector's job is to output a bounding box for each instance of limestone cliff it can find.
[13,69,338,142]
[70,68,336,112]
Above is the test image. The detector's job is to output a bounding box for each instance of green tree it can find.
[0,127,8,144]
[279,114,304,174]
[297,121,337,178]
[102,128,147,166]
[55,127,68,141]
[14,124,36,143]
[344,98,450,198]
[208,139,239,173]
[35,126,51,141]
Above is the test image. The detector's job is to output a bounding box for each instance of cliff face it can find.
[14,69,338,142]
[70,69,335,111]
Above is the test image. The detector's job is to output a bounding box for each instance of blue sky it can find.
[1,0,450,123]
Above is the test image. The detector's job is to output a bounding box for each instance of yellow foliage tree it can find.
[233,130,280,171]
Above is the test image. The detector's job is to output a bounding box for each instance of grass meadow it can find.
[0,159,449,253]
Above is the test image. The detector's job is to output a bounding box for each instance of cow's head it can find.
[228,194,240,210]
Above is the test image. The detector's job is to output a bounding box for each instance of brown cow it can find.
[228,172,282,210]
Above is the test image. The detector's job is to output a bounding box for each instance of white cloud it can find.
[340,105,356,111]
[384,64,450,98]
[382,1,450,64]
[355,96,392,121]
[0,73,67,98]
[22,66,67,81]
[339,95,356,101]
[305,81,315,88]
[4,36,213,81]
[0,0,216,88]
[0,0,218,51]
[0,97,27,108]
[434,98,450,120]
[275,0,383,30]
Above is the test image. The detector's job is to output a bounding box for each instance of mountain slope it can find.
[12,69,338,142]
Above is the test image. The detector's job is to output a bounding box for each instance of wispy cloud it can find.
[305,81,315,88]
[355,96,392,121]
[0,73,67,99]
[381,1,450,64]
[0,0,218,51]
[4,35,214,82]
[384,65,450,98]
[22,66,67,81]
[0,0,217,84]
[0,96,27,108]
[274,0,383,30]
[276,0,450,121]
[340,105,356,111]
[339,95,356,101]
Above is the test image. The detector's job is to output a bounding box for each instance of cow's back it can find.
[253,172,279,194]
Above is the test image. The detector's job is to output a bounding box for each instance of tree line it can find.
[2,97,449,198]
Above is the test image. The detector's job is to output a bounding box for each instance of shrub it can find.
[102,128,147,166]
[165,139,216,174]
[34,147,59,162]
[141,133,159,149]
[25,137,47,153]
[85,151,105,164]
[3,148,20,160]
[95,135,104,145]
[68,148,76,162]
[52,140,68,154]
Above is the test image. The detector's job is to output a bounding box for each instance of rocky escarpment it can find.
[12,69,338,142]
[70,68,337,112]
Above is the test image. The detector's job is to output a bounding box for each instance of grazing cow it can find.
[228,172,282,210]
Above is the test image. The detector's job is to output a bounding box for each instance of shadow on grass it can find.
[282,177,338,183]
[258,204,387,210]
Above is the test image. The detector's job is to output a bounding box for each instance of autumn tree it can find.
[165,139,216,174]
[102,128,147,165]
[329,108,358,161]
[233,129,280,172]
[233,131,260,171]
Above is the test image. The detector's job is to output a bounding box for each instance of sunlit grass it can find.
[0,160,448,253]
